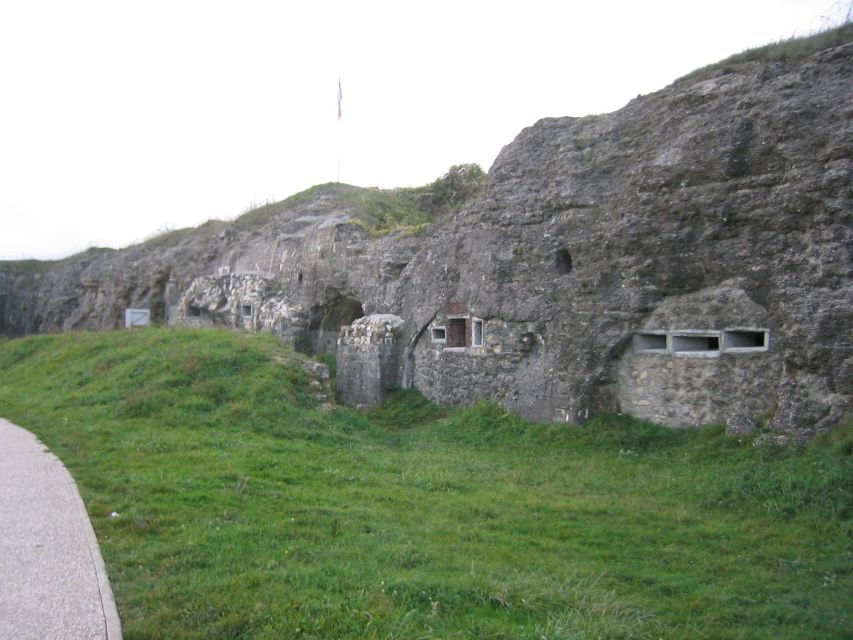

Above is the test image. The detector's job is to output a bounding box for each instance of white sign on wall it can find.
[124,308,150,328]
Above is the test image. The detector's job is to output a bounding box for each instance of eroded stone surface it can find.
[1,37,850,438]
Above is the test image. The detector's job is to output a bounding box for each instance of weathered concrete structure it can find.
[336,315,404,407]
[2,30,851,440]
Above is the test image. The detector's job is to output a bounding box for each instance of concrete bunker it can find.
[616,286,782,427]
[404,307,552,420]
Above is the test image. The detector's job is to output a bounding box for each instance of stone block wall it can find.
[409,308,552,420]
[336,315,404,407]
[616,284,784,430]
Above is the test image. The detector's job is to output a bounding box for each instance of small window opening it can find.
[634,332,667,352]
[519,332,537,353]
[297,272,304,285]
[472,319,484,347]
[671,333,720,354]
[555,248,573,274]
[188,305,202,318]
[241,304,253,318]
[446,318,467,348]
[723,329,768,351]
[431,327,446,342]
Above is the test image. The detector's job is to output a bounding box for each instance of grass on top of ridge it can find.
[682,22,852,82]
[232,164,486,237]
[0,328,850,640]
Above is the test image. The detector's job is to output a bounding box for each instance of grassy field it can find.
[0,329,850,639]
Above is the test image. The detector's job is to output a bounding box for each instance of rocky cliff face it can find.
[2,30,850,439]
[382,33,851,438]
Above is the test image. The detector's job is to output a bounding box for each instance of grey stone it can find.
[726,415,757,436]
[2,35,851,440]
[337,315,404,407]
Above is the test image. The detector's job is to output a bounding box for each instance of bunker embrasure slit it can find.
[632,328,771,357]
[723,329,768,351]
[634,332,667,352]
[670,333,720,355]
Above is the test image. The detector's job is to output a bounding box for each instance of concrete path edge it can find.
[1,418,123,640]
[69,471,124,640]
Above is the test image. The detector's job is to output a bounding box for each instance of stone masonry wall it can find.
[410,311,552,421]
[336,315,404,407]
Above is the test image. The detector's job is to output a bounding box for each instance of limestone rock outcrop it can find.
[377,34,851,438]
[2,30,850,439]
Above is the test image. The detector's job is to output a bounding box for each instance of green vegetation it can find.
[232,164,487,237]
[0,246,121,274]
[0,329,850,639]
[0,164,485,267]
[0,258,57,276]
[140,220,231,250]
[683,22,852,81]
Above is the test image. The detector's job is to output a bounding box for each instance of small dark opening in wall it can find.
[724,329,767,350]
[519,332,537,353]
[634,333,666,352]
[431,327,446,342]
[446,318,467,348]
[307,296,364,355]
[671,334,719,353]
[241,304,253,318]
[189,306,202,318]
[297,272,304,285]
[555,249,573,274]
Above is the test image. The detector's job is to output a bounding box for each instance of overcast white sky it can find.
[0,0,848,260]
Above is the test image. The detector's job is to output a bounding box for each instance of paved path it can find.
[0,418,122,640]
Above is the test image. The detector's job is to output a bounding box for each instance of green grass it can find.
[0,329,850,639]
[1,246,118,272]
[0,258,57,276]
[139,220,231,250]
[683,22,852,82]
[232,164,486,237]
[230,182,432,236]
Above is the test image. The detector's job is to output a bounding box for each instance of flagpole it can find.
[337,77,342,184]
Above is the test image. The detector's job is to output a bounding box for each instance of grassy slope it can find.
[681,22,852,82]
[231,164,486,237]
[0,329,850,639]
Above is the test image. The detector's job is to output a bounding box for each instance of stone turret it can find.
[336,315,404,407]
